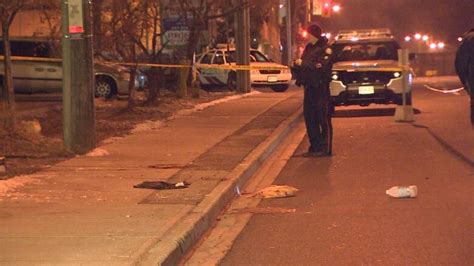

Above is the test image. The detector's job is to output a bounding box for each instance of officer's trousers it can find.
[466,80,474,125]
[303,84,333,153]
[470,91,474,126]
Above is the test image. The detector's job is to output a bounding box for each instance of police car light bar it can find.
[336,28,393,41]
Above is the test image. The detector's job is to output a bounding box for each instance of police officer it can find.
[292,24,334,157]
[455,28,474,127]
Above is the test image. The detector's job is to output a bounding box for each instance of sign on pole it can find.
[67,0,84,34]
[312,0,323,16]
[161,0,195,48]
[162,17,191,47]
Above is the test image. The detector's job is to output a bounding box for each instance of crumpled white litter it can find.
[249,185,299,199]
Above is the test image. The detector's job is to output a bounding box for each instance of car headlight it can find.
[393,72,402,78]
[331,71,340,81]
[281,67,290,74]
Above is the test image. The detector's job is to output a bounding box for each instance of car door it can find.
[34,41,62,92]
[8,40,46,92]
[197,52,214,86]
[211,51,228,86]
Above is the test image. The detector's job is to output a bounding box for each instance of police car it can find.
[330,29,412,106]
[194,45,292,92]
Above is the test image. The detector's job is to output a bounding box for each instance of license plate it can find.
[358,86,375,95]
[267,76,278,82]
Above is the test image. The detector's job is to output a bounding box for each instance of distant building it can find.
[6,9,60,38]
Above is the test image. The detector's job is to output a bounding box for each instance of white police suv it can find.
[330,29,412,106]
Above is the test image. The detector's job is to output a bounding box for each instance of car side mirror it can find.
[409,53,417,61]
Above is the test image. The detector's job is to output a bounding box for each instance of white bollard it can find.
[394,49,415,122]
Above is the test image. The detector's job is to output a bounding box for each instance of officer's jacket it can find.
[455,29,474,94]
[293,37,333,87]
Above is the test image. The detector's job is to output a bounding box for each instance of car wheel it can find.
[270,84,289,92]
[227,72,237,91]
[95,77,116,99]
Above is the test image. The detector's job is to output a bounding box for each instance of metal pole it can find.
[62,0,96,154]
[286,0,292,66]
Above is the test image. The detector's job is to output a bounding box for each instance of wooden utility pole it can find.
[62,0,96,154]
[235,0,251,93]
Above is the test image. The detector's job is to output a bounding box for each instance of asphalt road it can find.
[211,78,473,265]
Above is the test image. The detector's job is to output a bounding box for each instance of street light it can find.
[415,33,421,40]
[422,35,429,42]
[405,36,411,42]
[332,4,341,13]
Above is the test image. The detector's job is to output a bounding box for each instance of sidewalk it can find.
[0,89,303,265]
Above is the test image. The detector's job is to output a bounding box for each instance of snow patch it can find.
[101,136,125,144]
[171,91,261,120]
[0,175,42,196]
[130,91,261,134]
[86,148,110,157]
[131,120,164,134]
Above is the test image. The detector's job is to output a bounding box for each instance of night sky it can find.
[320,0,474,45]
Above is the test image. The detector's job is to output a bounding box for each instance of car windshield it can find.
[225,50,270,63]
[332,41,400,62]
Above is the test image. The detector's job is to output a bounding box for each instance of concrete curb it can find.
[135,106,304,265]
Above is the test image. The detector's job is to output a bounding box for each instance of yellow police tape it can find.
[3,55,412,72]
[2,55,289,71]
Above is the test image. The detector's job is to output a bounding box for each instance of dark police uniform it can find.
[293,36,334,155]
[455,29,474,126]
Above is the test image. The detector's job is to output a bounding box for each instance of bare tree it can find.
[99,0,167,106]
[0,0,29,127]
[92,0,105,52]
[166,0,245,59]
[100,0,145,108]
[99,0,248,105]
